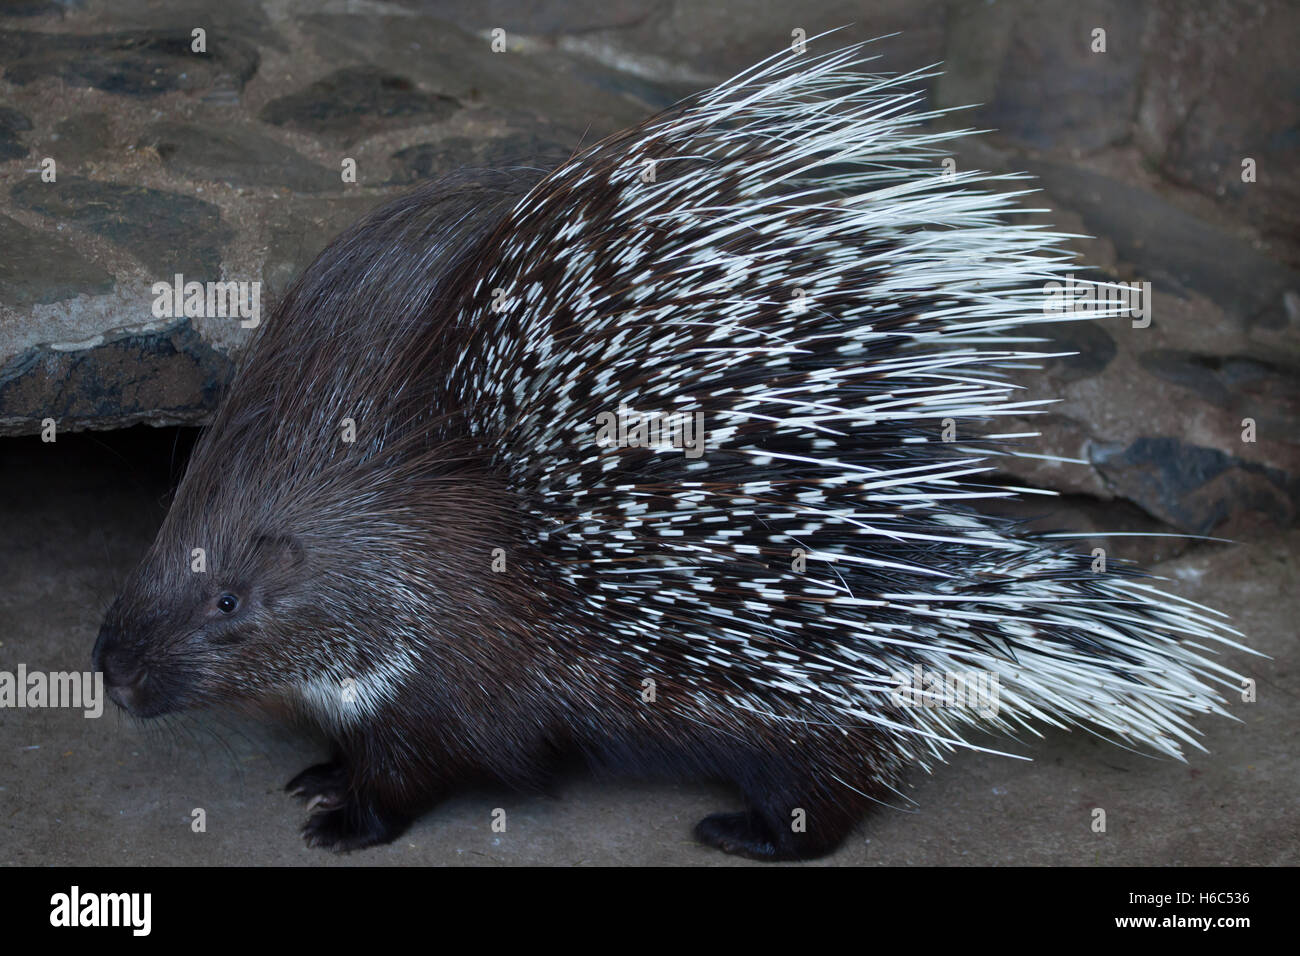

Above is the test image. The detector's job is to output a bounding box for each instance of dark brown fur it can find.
[94,165,890,859]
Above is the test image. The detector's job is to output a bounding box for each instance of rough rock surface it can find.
[1,0,1298,539]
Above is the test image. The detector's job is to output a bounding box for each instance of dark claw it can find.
[287,763,409,850]
[300,801,409,852]
[285,761,347,810]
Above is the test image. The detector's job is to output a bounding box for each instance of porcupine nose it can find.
[92,623,148,713]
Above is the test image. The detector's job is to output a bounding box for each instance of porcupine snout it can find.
[92,618,147,713]
[92,598,184,719]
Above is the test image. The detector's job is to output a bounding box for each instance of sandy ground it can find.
[0,430,1294,866]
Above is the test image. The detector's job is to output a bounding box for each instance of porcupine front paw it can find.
[287,762,411,851]
[300,801,410,852]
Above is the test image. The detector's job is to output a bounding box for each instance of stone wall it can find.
[1,0,1296,538]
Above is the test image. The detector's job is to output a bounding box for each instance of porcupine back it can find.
[438,42,1249,772]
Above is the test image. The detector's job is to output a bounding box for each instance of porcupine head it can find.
[94,40,1249,860]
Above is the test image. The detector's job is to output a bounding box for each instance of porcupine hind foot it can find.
[694,802,854,862]
[694,766,867,861]
[694,812,786,859]
[287,760,414,851]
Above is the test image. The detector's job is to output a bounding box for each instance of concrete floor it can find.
[1,429,1294,866]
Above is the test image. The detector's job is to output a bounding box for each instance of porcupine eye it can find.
[216,593,239,614]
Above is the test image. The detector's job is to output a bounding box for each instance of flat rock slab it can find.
[259,66,461,144]
[11,176,234,277]
[139,122,336,193]
[0,213,113,307]
[0,27,261,97]
[0,0,1298,537]
[0,322,228,432]
[0,2,673,437]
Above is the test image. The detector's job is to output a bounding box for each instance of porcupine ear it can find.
[252,533,306,573]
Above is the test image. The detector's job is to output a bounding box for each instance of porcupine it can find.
[93,41,1251,860]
